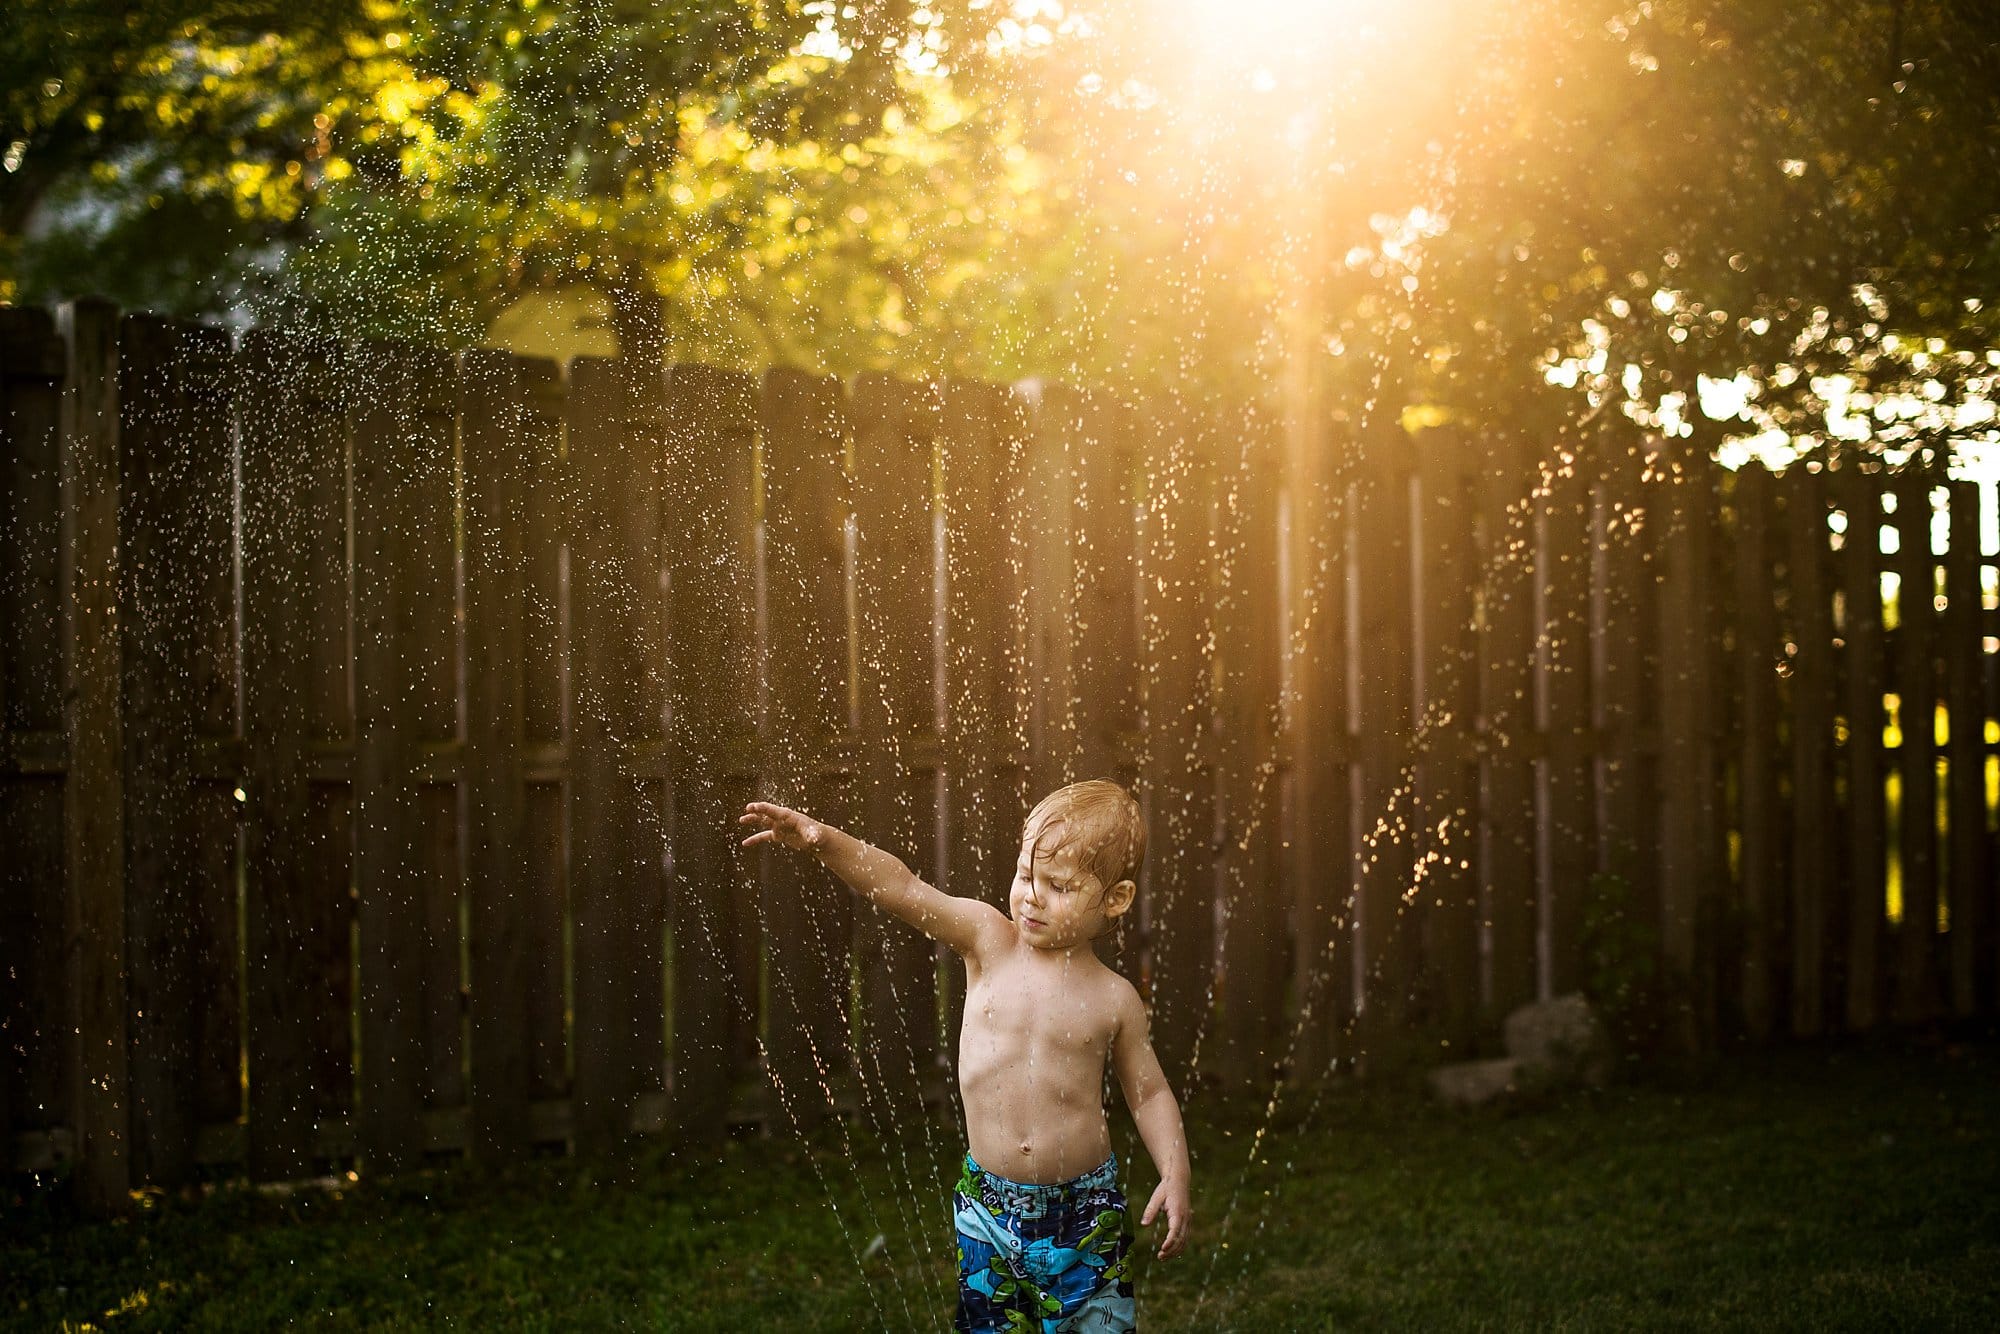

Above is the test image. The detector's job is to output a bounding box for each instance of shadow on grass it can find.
[6,1032,1998,1331]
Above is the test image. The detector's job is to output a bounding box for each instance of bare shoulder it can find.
[1099,967,1147,1032]
[957,897,1016,961]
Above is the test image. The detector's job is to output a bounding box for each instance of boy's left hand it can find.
[1140,1177,1191,1260]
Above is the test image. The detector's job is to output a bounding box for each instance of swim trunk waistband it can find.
[961,1152,1118,1215]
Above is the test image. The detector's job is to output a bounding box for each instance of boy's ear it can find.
[1102,878,1136,919]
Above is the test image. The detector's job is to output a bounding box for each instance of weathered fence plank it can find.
[762,367,856,1130]
[1285,408,1352,1081]
[1537,432,1595,999]
[1139,397,1217,1088]
[2,306,76,1181]
[1836,458,1889,1032]
[660,361,759,1144]
[351,339,457,1172]
[1891,466,1940,1021]
[1350,417,1416,1054]
[1414,427,1479,1051]
[1656,437,1723,1047]
[240,329,344,1179]
[1734,464,1781,1039]
[1214,409,1287,1084]
[1787,466,1837,1036]
[1072,391,1144,990]
[95,312,239,1188]
[850,374,944,1118]
[1943,479,1990,1017]
[1476,431,1539,1023]
[1591,431,1658,1010]
[460,350,536,1161]
[939,379,1027,1061]
[60,299,129,1209]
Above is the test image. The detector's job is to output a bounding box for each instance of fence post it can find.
[57,297,130,1211]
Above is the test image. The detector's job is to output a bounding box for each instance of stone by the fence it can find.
[1503,993,1612,1086]
[1427,1058,1524,1107]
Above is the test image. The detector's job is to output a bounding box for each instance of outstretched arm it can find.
[738,801,1006,957]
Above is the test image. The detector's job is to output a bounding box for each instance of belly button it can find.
[1019,1142,1032,1155]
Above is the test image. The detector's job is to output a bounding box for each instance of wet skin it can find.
[738,802,1193,1259]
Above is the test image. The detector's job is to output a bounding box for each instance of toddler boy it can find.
[740,779,1191,1332]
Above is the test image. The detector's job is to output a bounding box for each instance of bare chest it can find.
[960,962,1117,1062]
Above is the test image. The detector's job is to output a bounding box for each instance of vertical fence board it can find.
[1286,411,1352,1080]
[851,374,944,1118]
[575,356,673,1151]
[1213,410,1286,1084]
[660,362,758,1144]
[1477,432,1539,1024]
[1837,460,1889,1030]
[1656,440,1723,1046]
[762,368,856,1130]
[460,350,533,1160]
[1414,428,1479,1050]
[2,308,74,1174]
[1139,398,1216,1088]
[1787,466,1836,1035]
[1072,391,1146,990]
[1536,433,1594,999]
[940,379,1023,1058]
[59,300,129,1208]
[1024,386,1081,790]
[1592,433,1659,998]
[240,330,343,1178]
[1892,466,1940,1021]
[1350,420,1415,1055]
[1944,479,1990,1016]
[351,340,455,1172]
[518,369,570,1106]
[1730,467,1781,1037]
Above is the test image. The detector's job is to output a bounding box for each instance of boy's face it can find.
[1009,820,1134,950]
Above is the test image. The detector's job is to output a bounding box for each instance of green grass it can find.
[6,1035,1998,1331]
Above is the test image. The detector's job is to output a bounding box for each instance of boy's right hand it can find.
[738,802,824,854]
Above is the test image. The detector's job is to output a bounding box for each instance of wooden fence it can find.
[3,299,1996,1212]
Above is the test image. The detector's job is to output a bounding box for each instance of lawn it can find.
[6,1034,1996,1331]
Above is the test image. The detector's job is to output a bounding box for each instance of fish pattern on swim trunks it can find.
[952,1153,1136,1333]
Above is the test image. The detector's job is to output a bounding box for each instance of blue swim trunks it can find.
[953,1152,1136,1333]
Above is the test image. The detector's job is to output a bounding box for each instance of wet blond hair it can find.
[1021,779,1146,897]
